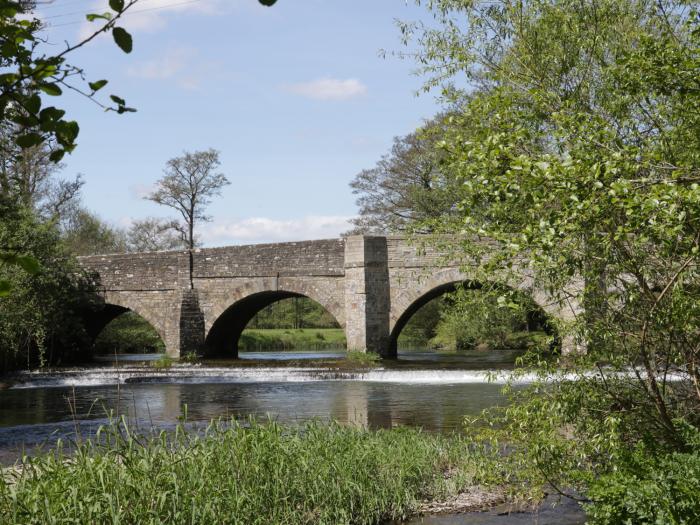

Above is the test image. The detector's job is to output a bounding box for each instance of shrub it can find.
[152,355,173,369]
[346,350,381,367]
[587,437,700,524]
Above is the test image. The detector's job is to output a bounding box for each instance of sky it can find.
[36,0,442,246]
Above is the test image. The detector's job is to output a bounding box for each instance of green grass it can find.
[239,328,346,351]
[94,311,165,354]
[346,350,382,367]
[151,355,173,369]
[0,420,479,524]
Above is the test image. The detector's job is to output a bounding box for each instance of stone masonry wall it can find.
[79,236,584,358]
[79,251,187,291]
[344,236,391,355]
[192,239,345,278]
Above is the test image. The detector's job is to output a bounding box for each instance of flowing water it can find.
[0,350,586,524]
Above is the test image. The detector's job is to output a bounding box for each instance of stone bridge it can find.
[78,236,582,358]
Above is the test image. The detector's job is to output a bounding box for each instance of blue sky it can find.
[37,0,441,245]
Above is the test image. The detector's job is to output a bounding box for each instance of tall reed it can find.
[1,419,477,524]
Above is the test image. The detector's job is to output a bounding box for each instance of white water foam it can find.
[8,366,686,389]
[9,366,516,389]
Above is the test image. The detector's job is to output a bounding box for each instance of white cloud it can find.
[129,183,158,199]
[127,46,191,78]
[126,46,202,88]
[201,215,354,245]
[284,78,367,101]
[76,0,227,39]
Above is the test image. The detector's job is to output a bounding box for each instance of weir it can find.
[78,235,582,358]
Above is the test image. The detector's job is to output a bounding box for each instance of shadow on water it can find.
[400,496,586,525]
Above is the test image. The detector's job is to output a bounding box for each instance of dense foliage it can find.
[397,291,548,352]
[239,328,346,352]
[404,0,700,520]
[586,431,700,524]
[247,297,340,330]
[0,420,477,525]
[94,311,165,355]
[61,209,128,256]
[430,289,548,352]
[0,200,96,371]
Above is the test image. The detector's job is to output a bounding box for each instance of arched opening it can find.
[88,305,166,359]
[205,292,345,358]
[390,281,556,363]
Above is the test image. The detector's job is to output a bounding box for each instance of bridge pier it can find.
[344,236,392,357]
[178,289,205,358]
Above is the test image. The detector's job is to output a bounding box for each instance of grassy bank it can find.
[0,420,480,524]
[239,328,346,351]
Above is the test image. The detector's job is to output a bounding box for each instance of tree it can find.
[0,1,138,161]
[61,208,127,256]
[146,149,230,252]
[126,217,185,253]
[348,117,457,234]
[406,0,700,517]
[0,198,96,371]
[0,0,139,294]
[0,120,86,221]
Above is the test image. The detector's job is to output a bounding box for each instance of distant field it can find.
[239,328,346,351]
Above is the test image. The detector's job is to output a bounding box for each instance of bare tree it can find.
[0,122,83,221]
[146,149,229,286]
[348,116,458,235]
[146,149,229,250]
[127,217,184,253]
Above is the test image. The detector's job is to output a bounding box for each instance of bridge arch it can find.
[85,296,169,354]
[204,281,345,357]
[388,267,565,356]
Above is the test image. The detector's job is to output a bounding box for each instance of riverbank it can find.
[0,420,497,524]
[239,328,346,351]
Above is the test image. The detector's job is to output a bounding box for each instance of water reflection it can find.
[0,380,510,462]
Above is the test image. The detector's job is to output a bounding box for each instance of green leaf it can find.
[109,0,125,11]
[85,12,112,22]
[0,280,10,298]
[110,95,126,106]
[112,27,133,53]
[88,79,108,92]
[57,120,80,143]
[15,133,43,148]
[25,94,41,114]
[0,73,19,85]
[49,149,65,163]
[39,83,62,96]
[14,256,41,275]
[39,106,66,123]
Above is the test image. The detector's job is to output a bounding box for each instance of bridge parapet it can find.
[78,251,188,291]
[192,239,346,278]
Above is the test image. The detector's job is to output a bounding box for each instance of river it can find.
[0,350,586,524]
